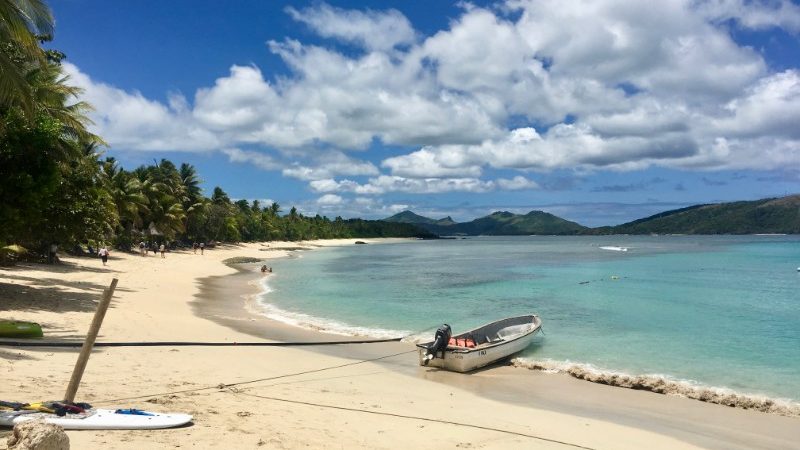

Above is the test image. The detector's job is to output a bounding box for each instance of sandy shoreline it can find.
[1,240,798,449]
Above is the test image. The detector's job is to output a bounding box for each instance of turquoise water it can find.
[258,236,800,404]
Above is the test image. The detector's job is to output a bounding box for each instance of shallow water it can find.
[257,235,800,407]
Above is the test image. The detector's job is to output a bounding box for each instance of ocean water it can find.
[256,235,800,409]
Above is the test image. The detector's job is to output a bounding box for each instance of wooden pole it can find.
[64,278,118,403]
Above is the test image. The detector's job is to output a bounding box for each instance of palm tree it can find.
[268,202,281,217]
[0,0,54,111]
[26,63,101,143]
[178,163,205,240]
[102,158,148,239]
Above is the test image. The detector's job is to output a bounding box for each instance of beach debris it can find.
[7,420,69,450]
[145,394,179,405]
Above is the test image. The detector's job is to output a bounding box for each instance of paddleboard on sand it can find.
[0,321,43,338]
[0,409,192,430]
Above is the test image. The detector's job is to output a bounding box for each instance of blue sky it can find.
[49,0,800,226]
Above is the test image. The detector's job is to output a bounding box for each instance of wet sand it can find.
[194,259,800,450]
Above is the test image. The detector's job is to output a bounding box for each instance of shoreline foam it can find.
[513,357,800,417]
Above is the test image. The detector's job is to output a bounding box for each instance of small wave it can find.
[254,297,410,339]
[512,358,800,417]
[599,246,628,252]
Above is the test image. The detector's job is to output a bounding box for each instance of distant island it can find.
[384,194,800,236]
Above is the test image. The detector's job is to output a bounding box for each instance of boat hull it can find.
[416,315,541,373]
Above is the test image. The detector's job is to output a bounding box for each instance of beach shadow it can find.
[31,259,121,274]
[420,357,514,376]
[0,278,125,314]
[0,348,40,361]
[0,273,132,295]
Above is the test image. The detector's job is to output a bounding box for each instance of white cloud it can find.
[286,3,416,51]
[497,176,539,190]
[382,148,482,178]
[281,151,379,181]
[65,1,800,188]
[63,63,220,152]
[713,70,800,139]
[221,147,282,170]
[693,0,800,32]
[316,194,344,205]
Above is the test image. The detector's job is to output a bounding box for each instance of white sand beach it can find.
[1,241,798,449]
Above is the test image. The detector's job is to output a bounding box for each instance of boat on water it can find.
[416,314,542,373]
[599,246,628,252]
[0,321,43,338]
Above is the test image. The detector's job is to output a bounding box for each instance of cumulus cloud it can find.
[221,147,282,170]
[66,1,800,196]
[712,70,800,140]
[63,63,220,151]
[286,3,416,51]
[693,0,800,32]
[316,194,344,205]
[497,176,539,190]
[382,148,482,178]
[282,151,379,181]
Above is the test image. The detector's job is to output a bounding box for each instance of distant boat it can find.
[417,315,542,373]
[599,246,628,252]
[0,321,43,338]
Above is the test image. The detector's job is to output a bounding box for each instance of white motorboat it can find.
[416,314,542,373]
[599,246,628,252]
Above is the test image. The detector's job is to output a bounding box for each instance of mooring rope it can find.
[0,337,403,348]
[229,390,596,450]
[94,349,417,404]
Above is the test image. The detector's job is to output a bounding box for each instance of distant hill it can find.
[384,194,800,236]
[384,211,455,226]
[384,210,587,235]
[595,195,800,235]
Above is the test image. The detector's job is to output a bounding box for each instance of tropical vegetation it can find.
[0,1,430,263]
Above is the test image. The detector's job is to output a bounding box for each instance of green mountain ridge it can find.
[384,194,800,235]
[386,209,587,235]
[597,194,800,235]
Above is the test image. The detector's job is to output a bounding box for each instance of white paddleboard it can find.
[0,409,192,430]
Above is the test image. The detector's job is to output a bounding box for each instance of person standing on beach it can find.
[48,243,58,264]
[192,242,197,254]
[139,241,146,256]
[98,247,109,266]
[200,242,204,255]
[160,243,165,258]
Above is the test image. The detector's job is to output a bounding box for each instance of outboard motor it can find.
[422,324,451,365]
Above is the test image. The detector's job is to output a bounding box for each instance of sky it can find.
[47,0,800,226]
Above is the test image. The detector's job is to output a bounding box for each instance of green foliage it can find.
[597,196,800,235]
[0,109,62,245]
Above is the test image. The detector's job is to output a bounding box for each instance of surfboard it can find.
[0,409,192,430]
